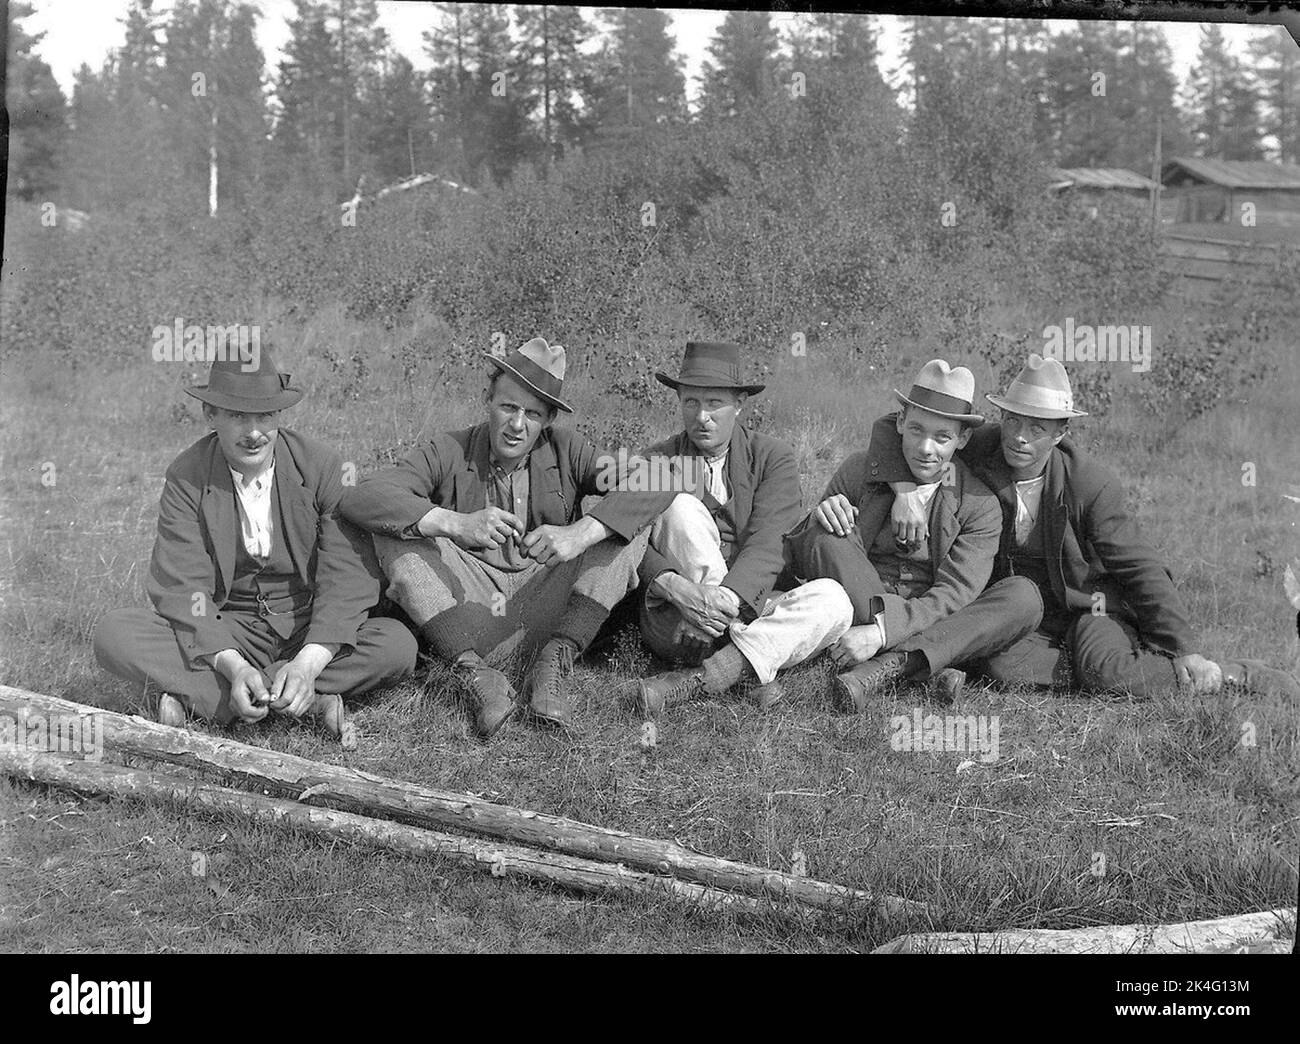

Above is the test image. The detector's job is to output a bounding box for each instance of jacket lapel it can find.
[453,423,491,518]
[273,434,317,586]
[929,475,961,574]
[726,424,753,528]
[199,437,237,598]
[529,431,566,525]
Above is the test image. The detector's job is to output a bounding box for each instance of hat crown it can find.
[984,352,1087,419]
[187,346,302,412]
[513,336,566,382]
[911,358,975,407]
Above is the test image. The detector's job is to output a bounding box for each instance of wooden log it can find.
[0,747,804,918]
[0,685,923,917]
[872,908,1297,954]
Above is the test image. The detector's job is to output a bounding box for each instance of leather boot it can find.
[1221,659,1300,699]
[527,639,577,729]
[456,656,518,738]
[832,651,910,713]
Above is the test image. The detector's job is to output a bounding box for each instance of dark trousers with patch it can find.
[979,610,1179,696]
[786,525,1042,677]
[93,608,418,724]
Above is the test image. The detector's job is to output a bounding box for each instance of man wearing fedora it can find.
[341,337,660,737]
[93,352,418,738]
[785,359,1043,709]
[863,353,1299,699]
[626,342,855,716]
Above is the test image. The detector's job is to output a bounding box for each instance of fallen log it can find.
[0,685,922,918]
[872,908,1297,954]
[0,747,804,917]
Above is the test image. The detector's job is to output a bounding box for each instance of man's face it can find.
[485,371,554,466]
[207,406,281,476]
[896,406,971,483]
[679,385,745,457]
[999,410,1067,477]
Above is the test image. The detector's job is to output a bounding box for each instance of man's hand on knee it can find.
[522,517,610,566]
[814,494,858,536]
[655,573,739,637]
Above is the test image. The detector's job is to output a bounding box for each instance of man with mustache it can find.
[784,359,1042,709]
[626,342,854,716]
[863,353,1299,699]
[341,337,657,737]
[93,351,418,739]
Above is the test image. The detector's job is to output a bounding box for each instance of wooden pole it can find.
[0,747,809,918]
[0,686,923,917]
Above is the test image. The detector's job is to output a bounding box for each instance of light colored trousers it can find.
[647,494,852,683]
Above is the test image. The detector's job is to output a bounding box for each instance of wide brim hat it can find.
[185,349,303,412]
[482,336,572,413]
[655,341,765,396]
[985,353,1089,420]
[893,358,984,426]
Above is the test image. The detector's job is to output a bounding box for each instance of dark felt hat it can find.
[655,341,765,396]
[184,349,303,412]
[481,336,573,413]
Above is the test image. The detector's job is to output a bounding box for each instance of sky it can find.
[21,0,1281,102]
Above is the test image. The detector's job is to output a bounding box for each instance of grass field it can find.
[2,228,1298,953]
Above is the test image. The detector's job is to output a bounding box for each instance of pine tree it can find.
[584,8,685,138]
[5,0,68,200]
[699,11,780,119]
[1249,27,1300,162]
[1185,25,1263,159]
[514,4,591,160]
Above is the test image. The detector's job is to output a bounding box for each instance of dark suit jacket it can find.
[864,413,1197,656]
[339,422,653,545]
[148,428,382,668]
[785,442,1001,644]
[631,424,802,618]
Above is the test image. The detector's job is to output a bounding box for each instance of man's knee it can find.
[366,618,419,677]
[789,577,853,623]
[986,576,1044,634]
[92,608,155,674]
[651,493,712,542]
[1070,614,1138,693]
[786,523,855,580]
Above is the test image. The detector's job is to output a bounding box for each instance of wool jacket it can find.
[864,413,1197,656]
[633,423,803,618]
[786,438,1002,645]
[339,422,654,546]
[148,428,381,668]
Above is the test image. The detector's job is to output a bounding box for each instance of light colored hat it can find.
[985,353,1088,420]
[482,336,572,413]
[893,359,984,426]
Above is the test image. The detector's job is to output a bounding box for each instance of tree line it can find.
[7,2,1298,215]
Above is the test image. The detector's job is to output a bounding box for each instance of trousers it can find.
[785,523,1042,677]
[93,608,417,724]
[641,494,852,683]
[375,528,649,665]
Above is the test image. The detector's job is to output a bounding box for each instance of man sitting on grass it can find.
[863,353,1299,700]
[785,359,1042,710]
[93,351,418,741]
[625,341,854,717]
[340,337,657,738]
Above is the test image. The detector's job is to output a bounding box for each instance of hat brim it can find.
[984,392,1088,420]
[894,390,983,426]
[483,354,572,413]
[655,372,766,396]
[185,386,303,412]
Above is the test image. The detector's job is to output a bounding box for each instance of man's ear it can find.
[1053,420,1070,445]
[895,409,907,435]
[735,391,748,411]
[956,425,974,449]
